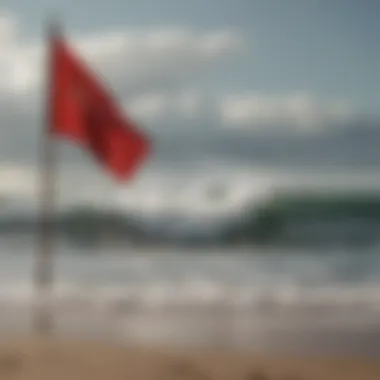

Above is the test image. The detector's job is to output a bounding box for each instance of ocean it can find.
[0,236,380,354]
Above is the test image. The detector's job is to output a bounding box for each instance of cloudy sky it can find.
[0,0,378,217]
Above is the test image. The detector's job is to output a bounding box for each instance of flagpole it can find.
[33,18,60,336]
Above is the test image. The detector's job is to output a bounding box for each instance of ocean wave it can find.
[1,280,380,317]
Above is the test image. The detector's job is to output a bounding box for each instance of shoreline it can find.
[1,307,380,355]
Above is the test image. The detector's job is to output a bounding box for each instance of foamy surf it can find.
[0,247,379,352]
[0,280,380,316]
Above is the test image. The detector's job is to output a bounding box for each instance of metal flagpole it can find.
[33,18,60,336]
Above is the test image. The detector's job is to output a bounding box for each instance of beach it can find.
[0,337,377,380]
[0,245,379,378]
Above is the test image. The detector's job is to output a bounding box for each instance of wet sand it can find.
[0,337,378,380]
[3,307,380,356]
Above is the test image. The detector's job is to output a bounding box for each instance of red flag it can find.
[49,34,150,181]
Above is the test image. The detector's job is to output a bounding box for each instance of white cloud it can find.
[220,92,353,130]
[0,11,245,137]
[127,93,172,121]
[124,90,354,130]
[0,12,243,99]
[126,89,205,122]
[73,28,243,95]
[124,89,355,131]
[0,11,356,134]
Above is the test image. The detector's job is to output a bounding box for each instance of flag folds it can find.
[49,34,150,181]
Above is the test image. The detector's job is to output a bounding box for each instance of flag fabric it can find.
[49,33,150,181]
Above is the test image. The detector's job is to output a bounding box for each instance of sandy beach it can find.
[0,337,377,380]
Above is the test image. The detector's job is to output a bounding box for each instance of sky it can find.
[0,0,378,218]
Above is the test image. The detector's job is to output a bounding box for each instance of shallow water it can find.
[0,237,380,354]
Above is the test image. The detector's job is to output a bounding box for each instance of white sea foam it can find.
[0,279,379,317]
[0,246,379,350]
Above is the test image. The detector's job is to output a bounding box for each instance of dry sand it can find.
[0,337,378,380]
